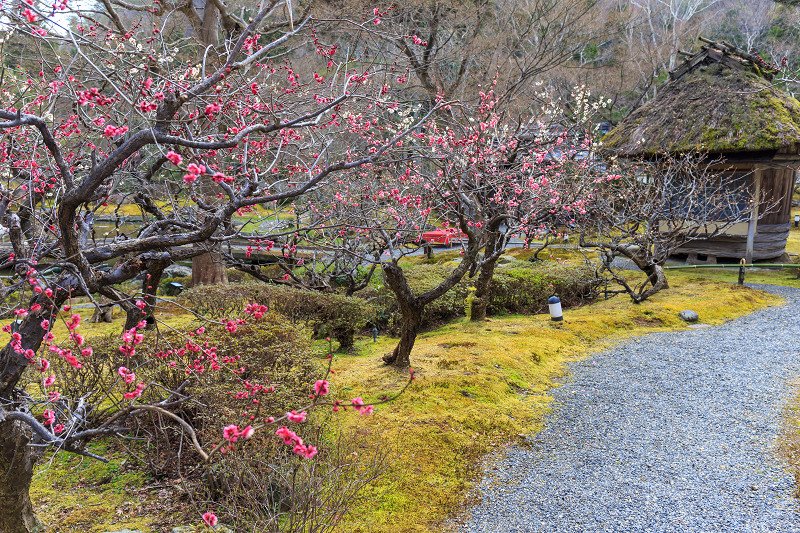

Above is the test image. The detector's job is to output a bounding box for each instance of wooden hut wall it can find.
[676,227,788,260]
[759,167,795,225]
[675,165,795,261]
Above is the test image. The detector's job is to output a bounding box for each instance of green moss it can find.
[31,444,155,533]
[331,278,776,532]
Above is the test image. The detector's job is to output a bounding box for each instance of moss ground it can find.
[31,443,156,533]
[776,205,800,500]
[327,278,773,532]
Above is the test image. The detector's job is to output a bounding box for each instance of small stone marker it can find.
[678,310,699,322]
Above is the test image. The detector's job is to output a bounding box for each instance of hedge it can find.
[379,259,601,332]
[181,282,381,349]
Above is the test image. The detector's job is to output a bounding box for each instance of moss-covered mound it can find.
[603,59,800,155]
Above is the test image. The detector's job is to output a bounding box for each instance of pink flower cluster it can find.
[22,8,38,23]
[275,426,317,458]
[165,151,182,166]
[314,379,329,396]
[349,397,374,415]
[286,410,306,423]
[211,172,233,183]
[119,323,145,357]
[202,512,218,527]
[103,125,128,138]
[123,382,146,400]
[118,366,135,384]
[222,424,254,443]
[245,302,268,320]
[204,102,221,118]
[183,163,205,184]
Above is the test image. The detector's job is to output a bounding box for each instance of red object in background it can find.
[421,228,467,246]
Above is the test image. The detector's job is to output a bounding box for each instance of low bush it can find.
[32,311,385,531]
[381,259,601,332]
[487,261,601,315]
[176,260,599,344]
[180,282,381,349]
[37,312,320,465]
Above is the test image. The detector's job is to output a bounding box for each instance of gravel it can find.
[456,284,800,533]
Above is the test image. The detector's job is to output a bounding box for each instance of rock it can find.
[103,530,143,533]
[679,310,699,322]
[164,264,192,278]
[497,255,517,265]
[609,256,642,271]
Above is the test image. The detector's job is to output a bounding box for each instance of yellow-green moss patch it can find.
[329,279,775,532]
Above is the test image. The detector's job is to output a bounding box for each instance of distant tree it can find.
[316,0,598,110]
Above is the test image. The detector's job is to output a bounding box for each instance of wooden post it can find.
[745,167,762,264]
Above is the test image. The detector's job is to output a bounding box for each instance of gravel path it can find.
[456,284,800,533]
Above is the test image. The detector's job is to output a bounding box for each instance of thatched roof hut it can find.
[603,38,800,262]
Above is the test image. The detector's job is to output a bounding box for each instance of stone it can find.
[497,255,517,265]
[608,256,642,271]
[164,264,192,278]
[103,530,143,533]
[679,310,699,322]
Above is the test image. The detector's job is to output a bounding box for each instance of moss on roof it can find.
[602,61,800,156]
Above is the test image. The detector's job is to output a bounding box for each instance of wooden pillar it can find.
[745,166,762,264]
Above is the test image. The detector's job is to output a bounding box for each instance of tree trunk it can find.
[124,261,168,331]
[192,248,228,286]
[334,328,355,351]
[90,295,115,323]
[383,305,422,368]
[471,226,504,321]
[0,420,42,533]
[381,262,426,368]
[470,260,496,322]
[634,263,669,303]
[380,232,477,367]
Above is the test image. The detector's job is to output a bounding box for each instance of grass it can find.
[780,379,800,500]
[774,205,800,501]
[668,266,800,288]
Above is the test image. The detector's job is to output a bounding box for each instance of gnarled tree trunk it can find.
[381,234,477,367]
[192,247,228,286]
[124,259,169,330]
[0,420,42,533]
[470,228,503,321]
[470,259,495,321]
[634,262,669,303]
[383,300,423,368]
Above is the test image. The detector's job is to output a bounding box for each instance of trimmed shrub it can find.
[33,312,321,478]
[380,260,600,332]
[180,282,381,349]
[487,261,601,315]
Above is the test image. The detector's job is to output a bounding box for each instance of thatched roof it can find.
[602,39,800,157]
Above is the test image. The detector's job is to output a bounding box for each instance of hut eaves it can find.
[602,39,800,157]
